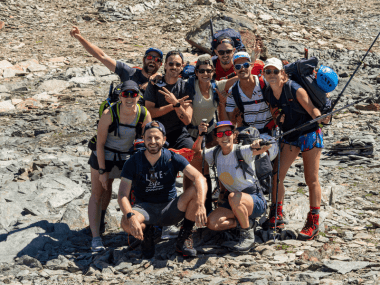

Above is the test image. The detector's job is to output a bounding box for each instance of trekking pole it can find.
[272,123,282,242]
[330,31,380,111]
[271,96,370,141]
[201,118,208,175]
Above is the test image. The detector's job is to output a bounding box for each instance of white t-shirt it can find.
[189,79,227,138]
[226,76,273,130]
[204,136,278,193]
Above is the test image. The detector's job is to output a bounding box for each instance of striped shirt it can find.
[226,79,273,130]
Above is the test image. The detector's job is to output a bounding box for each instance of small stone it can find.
[0,21,4,30]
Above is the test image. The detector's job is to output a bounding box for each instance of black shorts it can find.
[166,127,194,150]
[132,196,185,227]
[88,152,125,172]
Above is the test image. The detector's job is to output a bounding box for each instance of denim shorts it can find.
[282,128,324,152]
[220,191,267,220]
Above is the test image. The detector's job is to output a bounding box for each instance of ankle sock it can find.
[100,210,106,225]
[310,206,320,215]
[182,218,195,230]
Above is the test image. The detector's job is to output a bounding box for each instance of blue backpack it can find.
[211,28,245,53]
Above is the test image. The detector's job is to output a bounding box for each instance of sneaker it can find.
[175,227,197,257]
[91,237,105,252]
[298,211,319,241]
[161,225,180,240]
[267,203,285,229]
[141,225,155,259]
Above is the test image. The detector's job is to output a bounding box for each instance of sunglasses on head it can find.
[168,62,182,67]
[121,91,139,98]
[197,68,213,74]
[216,130,233,138]
[145,55,162,62]
[217,49,233,56]
[265,69,280,75]
[149,167,157,183]
[234,62,250,70]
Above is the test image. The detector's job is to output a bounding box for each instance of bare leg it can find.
[302,147,322,207]
[101,180,113,211]
[207,207,237,231]
[183,152,209,190]
[228,192,254,229]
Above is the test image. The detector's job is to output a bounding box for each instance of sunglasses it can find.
[145,55,162,63]
[216,130,233,138]
[217,49,233,56]
[197,69,213,74]
[234,62,250,70]
[121,91,139,98]
[149,167,157,183]
[168,62,182,67]
[265,69,280,75]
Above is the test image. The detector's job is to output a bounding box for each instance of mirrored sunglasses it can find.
[121,91,139,98]
[216,130,233,138]
[217,49,233,56]
[234,62,250,70]
[145,55,162,62]
[265,69,280,75]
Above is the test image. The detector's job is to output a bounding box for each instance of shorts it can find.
[88,152,125,173]
[132,196,185,227]
[220,191,267,220]
[281,128,324,152]
[166,127,194,150]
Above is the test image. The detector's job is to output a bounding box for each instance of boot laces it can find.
[184,234,194,249]
[302,213,316,232]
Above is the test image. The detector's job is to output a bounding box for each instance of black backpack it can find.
[212,127,273,195]
[281,57,331,115]
[211,28,245,54]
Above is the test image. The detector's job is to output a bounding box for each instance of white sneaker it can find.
[91,237,105,252]
[161,225,180,240]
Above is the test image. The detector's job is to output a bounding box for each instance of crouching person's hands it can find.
[194,204,207,228]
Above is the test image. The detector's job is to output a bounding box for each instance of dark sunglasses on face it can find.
[145,55,162,63]
[265,69,280,75]
[168,62,182,67]
[216,130,233,138]
[121,91,139,98]
[149,167,157,183]
[197,69,213,74]
[234,62,250,70]
[217,49,233,56]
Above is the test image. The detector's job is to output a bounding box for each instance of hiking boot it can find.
[161,225,180,240]
[232,227,255,252]
[267,203,284,229]
[298,211,319,241]
[141,225,155,259]
[175,227,197,257]
[91,237,105,252]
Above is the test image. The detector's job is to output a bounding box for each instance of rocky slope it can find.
[1,0,380,284]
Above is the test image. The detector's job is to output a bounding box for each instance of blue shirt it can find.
[121,148,189,203]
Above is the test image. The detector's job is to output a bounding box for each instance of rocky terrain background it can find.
[1,0,380,284]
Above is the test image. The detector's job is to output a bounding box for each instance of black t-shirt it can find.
[115,61,149,92]
[121,148,189,203]
[143,77,195,135]
[266,81,318,142]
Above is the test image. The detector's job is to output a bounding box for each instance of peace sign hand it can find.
[158,87,179,105]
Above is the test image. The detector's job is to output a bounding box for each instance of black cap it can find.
[143,120,166,136]
[119,80,140,93]
[165,50,184,63]
[212,35,235,50]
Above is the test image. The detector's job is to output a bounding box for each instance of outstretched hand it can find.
[70,26,81,39]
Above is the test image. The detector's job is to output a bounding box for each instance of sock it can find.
[205,174,212,214]
[272,201,283,215]
[182,218,195,231]
[310,206,320,215]
[100,210,106,225]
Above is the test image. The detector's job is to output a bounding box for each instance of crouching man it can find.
[118,121,207,258]
[193,121,275,252]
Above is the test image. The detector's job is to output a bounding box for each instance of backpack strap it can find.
[212,145,222,192]
[231,82,245,114]
[135,104,147,139]
[283,80,307,115]
[235,145,255,180]
[108,102,120,137]
[210,79,219,108]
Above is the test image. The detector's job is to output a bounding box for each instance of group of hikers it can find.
[70,24,336,258]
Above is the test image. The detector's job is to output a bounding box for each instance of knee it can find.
[228,192,242,208]
[305,177,320,189]
[206,215,218,230]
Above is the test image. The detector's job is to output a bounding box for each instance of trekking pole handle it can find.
[200,119,208,136]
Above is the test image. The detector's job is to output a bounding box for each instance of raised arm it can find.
[70,26,117,72]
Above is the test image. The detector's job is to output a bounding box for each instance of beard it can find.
[220,59,231,65]
[143,63,159,75]
[146,143,163,154]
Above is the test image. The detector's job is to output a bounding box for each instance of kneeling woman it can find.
[88,80,151,251]
[263,58,331,240]
[193,121,276,252]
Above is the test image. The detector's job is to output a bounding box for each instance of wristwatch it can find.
[126,212,135,219]
[173,102,181,108]
[98,168,106,175]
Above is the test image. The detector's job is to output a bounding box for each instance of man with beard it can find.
[226,52,274,134]
[118,121,207,258]
[70,26,162,93]
[144,51,194,149]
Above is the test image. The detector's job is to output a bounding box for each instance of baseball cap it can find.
[196,54,214,68]
[232,52,251,64]
[145,48,163,59]
[212,35,235,50]
[119,80,140,93]
[264,58,283,70]
[215,121,235,130]
[143,121,166,136]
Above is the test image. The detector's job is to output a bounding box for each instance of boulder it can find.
[57,109,88,126]
[0,202,23,230]
[0,100,15,112]
[37,79,71,93]
[92,65,111,77]
[60,203,88,230]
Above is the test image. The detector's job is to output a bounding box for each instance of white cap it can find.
[232,52,251,64]
[264,58,283,70]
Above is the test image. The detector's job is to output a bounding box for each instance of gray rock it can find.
[92,65,111,77]
[16,255,43,269]
[37,79,71,93]
[27,64,47,72]
[60,203,88,230]
[0,202,23,230]
[323,260,371,274]
[57,109,88,126]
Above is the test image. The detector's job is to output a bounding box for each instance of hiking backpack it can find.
[211,127,273,195]
[211,28,246,54]
[281,57,332,115]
